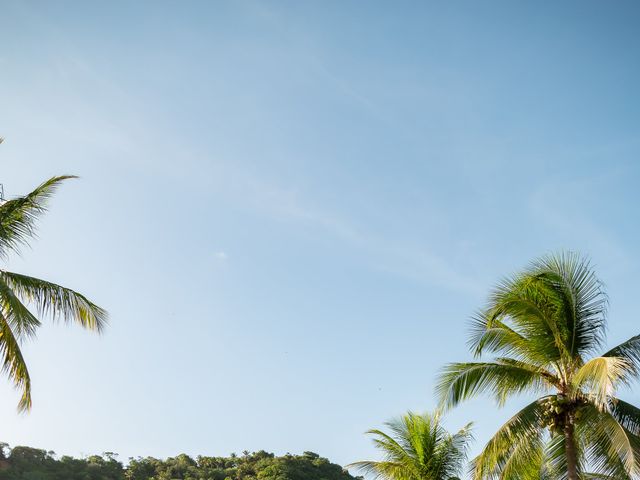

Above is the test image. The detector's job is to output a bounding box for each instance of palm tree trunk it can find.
[565,419,579,480]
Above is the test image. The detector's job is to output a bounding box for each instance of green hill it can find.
[0,444,362,480]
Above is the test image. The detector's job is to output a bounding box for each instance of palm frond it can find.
[0,176,77,258]
[581,474,621,479]
[0,311,31,412]
[367,427,417,466]
[578,402,639,479]
[434,423,473,480]
[485,275,570,365]
[0,277,41,338]
[347,460,414,480]
[609,399,640,437]
[497,433,547,480]
[544,431,577,480]
[436,361,551,410]
[530,252,607,360]
[348,412,471,480]
[603,335,640,382]
[573,357,631,410]
[0,174,107,412]
[468,310,557,367]
[0,271,107,332]
[471,398,546,480]
[478,252,606,372]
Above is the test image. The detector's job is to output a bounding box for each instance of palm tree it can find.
[0,175,107,411]
[348,411,473,480]
[436,252,640,480]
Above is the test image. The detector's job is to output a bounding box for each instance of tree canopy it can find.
[349,411,472,480]
[0,443,361,480]
[437,252,640,480]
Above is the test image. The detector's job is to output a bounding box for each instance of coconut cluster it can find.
[539,396,586,435]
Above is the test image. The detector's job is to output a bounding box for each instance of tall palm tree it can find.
[348,411,473,480]
[436,252,640,480]
[0,175,107,411]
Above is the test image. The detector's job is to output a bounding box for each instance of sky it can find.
[2,0,640,475]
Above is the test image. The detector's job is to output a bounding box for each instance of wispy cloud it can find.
[215,166,482,295]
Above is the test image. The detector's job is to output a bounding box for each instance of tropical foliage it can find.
[349,411,472,480]
[0,443,360,480]
[436,252,640,480]
[0,176,107,410]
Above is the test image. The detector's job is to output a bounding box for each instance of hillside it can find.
[0,444,362,480]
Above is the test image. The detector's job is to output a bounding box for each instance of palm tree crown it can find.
[0,176,107,411]
[348,411,472,480]
[436,252,640,480]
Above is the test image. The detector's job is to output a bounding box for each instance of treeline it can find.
[0,444,361,480]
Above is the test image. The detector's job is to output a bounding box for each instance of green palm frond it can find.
[581,474,622,479]
[367,427,419,472]
[0,175,107,411]
[531,252,608,358]
[609,399,640,436]
[0,277,41,338]
[0,311,31,412]
[474,253,607,370]
[544,430,579,480]
[604,336,640,382]
[348,412,472,480]
[436,361,552,410]
[434,423,473,480]
[347,460,414,480]
[484,282,566,364]
[0,271,107,332]
[578,402,639,479]
[0,176,77,258]
[471,398,546,480]
[497,433,546,480]
[468,312,531,361]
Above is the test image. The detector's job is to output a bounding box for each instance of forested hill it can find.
[0,444,362,480]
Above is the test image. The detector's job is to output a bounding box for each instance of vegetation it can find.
[348,411,471,480]
[0,176,107,410]
[436,252,640,480]
[0,443,360,480]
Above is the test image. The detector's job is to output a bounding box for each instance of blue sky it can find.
[2,0,640,474]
